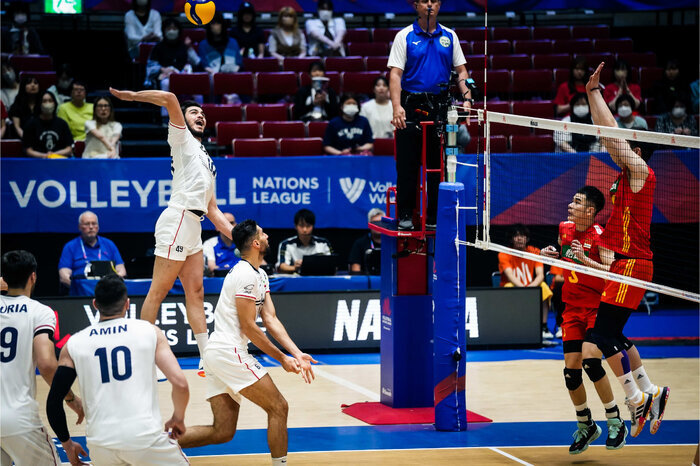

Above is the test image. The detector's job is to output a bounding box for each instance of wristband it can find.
[589,87,601,92]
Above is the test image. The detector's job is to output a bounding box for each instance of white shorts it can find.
[88,432,188,466]
[204,346,268,404]
[0,427,60,466]
[154,207,203,261]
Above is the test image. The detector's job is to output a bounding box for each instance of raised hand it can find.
[586,62,604,92]
[109,87,137,102]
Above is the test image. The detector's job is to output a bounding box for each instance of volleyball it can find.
[184,0,215,26]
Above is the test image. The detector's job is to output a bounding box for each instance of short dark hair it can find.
[628,138,655,163]
[508,224,530,243]
[181,100,202,115]
[373,76,389,88]
[339,93,357,106]
[309,60,325,74]
[94,275,128,317]
[569,92,588,108]
[613,59,631,74]
[577,186,605,215]
[318,0,333,11]
[69,80,87,93]
[615,93,635,111]
[294,208,315,226]
[232,219,259,252]
[1,250,37,288]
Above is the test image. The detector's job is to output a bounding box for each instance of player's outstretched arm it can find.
[154,326,189,439]
[109,88,185,128]
[206,196,233,240]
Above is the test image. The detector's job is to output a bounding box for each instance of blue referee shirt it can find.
[58,236,124,278]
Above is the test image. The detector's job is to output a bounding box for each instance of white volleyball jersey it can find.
[0,295,55,437]
[209,260,270,350]
[167,122,216,213]
[66,318,162,450]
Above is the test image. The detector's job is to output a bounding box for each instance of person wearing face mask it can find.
[268,7,307,65]
[654,95,698,136]
[293,60,339,121]
[145,18,198,91]
[57,80,94,141]
[22,91,73,159]
[124,0,163,59]
[83,96,123,159]
[323,94,373,155]
[230,2,265,59]
[651,58,688,114]
[555,93,601,153]
[1,3,44,55]
[555,57,589,117]
[1,60,19,110]
[603,60,641,113]
[305,0,346,57]
[8,75,40,139]
[360,76,394,139]
[46,64,76,106]
[615,94,648,131]
[196,13,242,76]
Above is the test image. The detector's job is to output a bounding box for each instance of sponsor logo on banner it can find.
[333,298,380,341]
[339,177,366,203]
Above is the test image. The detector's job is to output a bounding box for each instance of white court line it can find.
[489,447,533,465]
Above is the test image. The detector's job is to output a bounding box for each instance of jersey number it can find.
[568,271,579,284]
[94,346,132,383]
[0,327,18,362]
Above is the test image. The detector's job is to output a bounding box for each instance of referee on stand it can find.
[388,0,472,231]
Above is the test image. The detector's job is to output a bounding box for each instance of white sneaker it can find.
[555,327,563,338]
[625,392,652,437]
[542,329,554,339]
[648,386,670,434]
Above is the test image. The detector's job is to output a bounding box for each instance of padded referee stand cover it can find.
[433,182,467,431]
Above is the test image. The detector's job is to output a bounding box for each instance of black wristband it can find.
[47,365,77,442]
[589,87,601,92]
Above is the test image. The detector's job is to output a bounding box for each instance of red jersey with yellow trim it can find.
[559,221,605,308]
[599,166,655,259]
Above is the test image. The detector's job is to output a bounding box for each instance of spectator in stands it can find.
[554,56,589,117]
[277,209,333,274]
[360,76,394,139]
[124,0,163,59]
[651,58,686,114]
[348,208,383,274]
[47,64,75,105]
[58,211,126,289]
[268,7,307,65]
[230,2,265,59]
[498,224,553,339]
[83,96,122,159]
[145,18,198,91]
[614,94,647,130]
[196,13,242,76]
[1,3,44,54]
[603,59,641,112]
[1,59,19,110]
[203,212,239,275]
[555,93,601,153]
[654,94,698,136]
[23,90,73,159]
[305,0,346,57]
[293,60,338,121]
[8,75,40,139]
[323,94,373,155]
[691,79,699,114]
[57,80,93,141]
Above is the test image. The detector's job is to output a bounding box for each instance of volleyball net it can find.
[454,108,700,303]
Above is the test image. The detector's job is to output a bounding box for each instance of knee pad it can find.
[591,331,623,358]
[619,335,633,351]
[583,358,606,383]
[563,368,583,391]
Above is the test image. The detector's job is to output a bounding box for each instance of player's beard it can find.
[186,121,205,139]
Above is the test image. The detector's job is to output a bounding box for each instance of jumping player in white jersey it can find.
[178,220,317,466]
[109,88,234,374]
[0,250,84,466]
[47,275,190,466]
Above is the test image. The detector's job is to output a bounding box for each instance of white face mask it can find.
[572,105,589,118]
[318,10,332,21]
[13,14,27,25]
[136,0,148,6]
[671,106,686,118]
[41,102,55,114]
[617,105,632,118]
[165,29,179,41]
[343,104,359,117]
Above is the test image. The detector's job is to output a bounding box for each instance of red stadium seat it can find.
[256,72,298,98]
[491,54,531,70]
[459,40,471,55]
[243,57,280,72]
[472,101,510,113]
[372,28,401,44]
[1,139,23,157]
[468,135,508,153]
[512,40,552,55]
[182,28,206,43]
[472,40,510,55]
[232,138,277,157]
[511,69,554,95]
[491,27,531,41]
[134,42,156,65]
[469,69,510,95]
[73,140,85,158]
[552,39,593,54]
[455,28,486,42]
[491,121,530,136]
[532,53,571,69]
[593,38,633,53]
[325,56,365,72]
[465,54,487,68]
[283,56,321,72]
[579,53,615,68]
[532,26,571,40]
[279,137,324,156]
[644,115,657,130]
[244,103,289,122]
[639,67,663,91]
[9,54,53,71]
[553,68,569,86]
[571,25,610,39]
[510,134,555,153]
[169,72,210,96]
[216,121,260,147]
[617,52,657,68]
[201,104,243,129]
[366,56,389,71]
[299,71,341,94]
[342,71,382,95]
[18,71,55,89]
[213,72,254,97]
[344,28,371,44]
[307,121,329,138]
[373,138,395,156]
[512,100,555,119]
[261,121,305,138]
[348,43,388,57]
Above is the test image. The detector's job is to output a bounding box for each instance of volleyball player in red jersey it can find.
[584,62,669,438]
[542,186,625,454]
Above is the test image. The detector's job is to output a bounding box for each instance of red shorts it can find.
[561,304,597,342]
[601,259,653,310]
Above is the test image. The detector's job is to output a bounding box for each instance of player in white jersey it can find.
[0,250,84,466]
[178,220,317,466]
[47,275,190,466]
[110,88,234,374]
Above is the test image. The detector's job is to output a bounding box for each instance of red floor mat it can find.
[341,402,492,425]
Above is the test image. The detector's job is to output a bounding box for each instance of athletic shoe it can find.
[569,422,601,455]
[398,216,414,231]
[605,417,627,450]
[156,367,167,383]
[648,386,670,434]
[542,325,554,339]
[555,327,563,338]
[197,358,206,378]
[625,392,652,437]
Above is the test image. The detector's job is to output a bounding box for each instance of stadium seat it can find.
[373,138,395,156]
[465,55,487,68]
[571,25,610,39]
[18,71,55,89]
[261,121,305,138]
[532,26,571,40]
[643,97,656,114]
[491,121,530,136]
[552,39,593,54]
[593,38,633,53]
[366,56,389,71]
[617,52,657,68]
[256,72,298,99]
[1,139,23,157]
[639,67,663,91]
[511,69,554,95]
[348,43,388,56]
[216,121,260,147]
[472,101,510,113]
[213,72,254,97]
[279,137,324,156]
[644,115,657,130]
[512,100,555,119]
[512,40,552,55]
[553,68,569,86]
[510,134,555,153]
[579,52,615,68]
[244,103,289,122]
[472,40,510,55]
[283,56,321,72]
[134,42,156,65]
[182,28,206,43]
[469,69,510,95]
[344,28,371,44]
[532,53,571,69]
[455,27,486,42]
[201,104,243,129]
[325,56,365,72]
[491,54,531,70]
[169,72,210,97]
[299,71,341,93]
[467,135,508,153]
[73,140,85,158]
[342,71,382,95]
[372,28,401,44]
[491,27,530,41]
[232,138,277,157]
[243,57,280,72]
[9,54,53,71]
[307,121,329,138]
[459,41,471,55]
